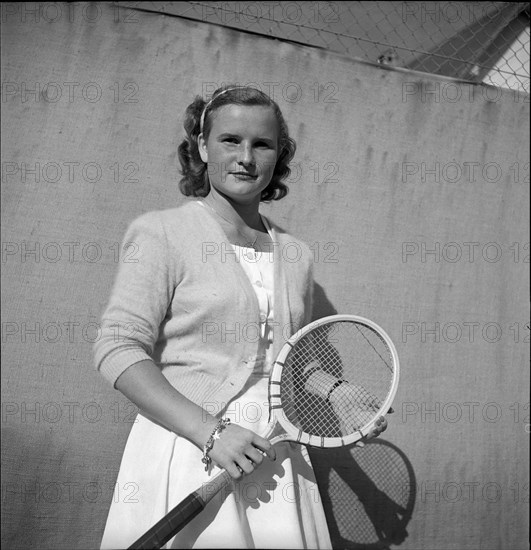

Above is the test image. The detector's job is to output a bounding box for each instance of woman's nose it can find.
[238,143,255,166]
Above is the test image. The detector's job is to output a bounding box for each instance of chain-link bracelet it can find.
[326,379,347,402]
[201,418,231,472]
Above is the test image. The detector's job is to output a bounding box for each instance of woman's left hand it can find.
[355,414,390,448]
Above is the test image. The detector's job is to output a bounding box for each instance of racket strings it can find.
[354,323,394,373]
[280,321,394,438]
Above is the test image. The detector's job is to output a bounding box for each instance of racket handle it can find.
[128,470,233,549]
[128,492,204,549]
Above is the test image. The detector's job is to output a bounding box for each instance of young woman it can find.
[94,85,386,549]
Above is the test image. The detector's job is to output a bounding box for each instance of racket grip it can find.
[127,470,233,549]
[128,492,205,550]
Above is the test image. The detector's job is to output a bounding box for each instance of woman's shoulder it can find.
[128,200,204,231]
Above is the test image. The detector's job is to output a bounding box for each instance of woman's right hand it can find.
[206,422,276,479]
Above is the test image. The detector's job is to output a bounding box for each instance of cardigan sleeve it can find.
[93,212,175,387]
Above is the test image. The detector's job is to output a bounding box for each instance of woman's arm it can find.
[115,360,276,478]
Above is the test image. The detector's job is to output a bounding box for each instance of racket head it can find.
[268,314,400,447]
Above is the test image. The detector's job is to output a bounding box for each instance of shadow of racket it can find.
[310,439,416,549]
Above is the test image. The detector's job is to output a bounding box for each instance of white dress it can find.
[100,227,332,549]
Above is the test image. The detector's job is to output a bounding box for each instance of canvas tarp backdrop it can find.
[1,3,529,549]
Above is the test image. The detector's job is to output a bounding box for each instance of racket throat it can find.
[268,420,293,445]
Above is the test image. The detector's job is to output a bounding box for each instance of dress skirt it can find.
[100,369,332,549]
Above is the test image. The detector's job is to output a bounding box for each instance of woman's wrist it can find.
[186,412,219,450]
[201,418,231,471]
[304,369,339,400]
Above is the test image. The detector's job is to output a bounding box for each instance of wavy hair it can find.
[178,85,296,201]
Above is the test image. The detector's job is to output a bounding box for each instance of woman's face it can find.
[198,104,279,205]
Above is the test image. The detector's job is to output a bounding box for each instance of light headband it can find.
[199,86,252,133]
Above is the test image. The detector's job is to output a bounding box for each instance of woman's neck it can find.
[204,190,264,232]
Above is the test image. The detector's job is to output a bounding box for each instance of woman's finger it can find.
[246,448,264,467]
[237,457,256,475]
[251,435,276,461]
[227,464,244,480]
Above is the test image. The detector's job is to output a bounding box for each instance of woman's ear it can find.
[198,133,208,163]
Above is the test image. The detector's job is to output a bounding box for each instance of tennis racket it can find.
[128,314,400,549]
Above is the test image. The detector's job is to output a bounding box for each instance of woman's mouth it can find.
[230,172,258,181]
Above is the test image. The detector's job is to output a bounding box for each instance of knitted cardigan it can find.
[94,200,314,413]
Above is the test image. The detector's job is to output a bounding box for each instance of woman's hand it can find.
[304,368,391,448]
[328,382,381,432]
[206,422,276,479]
[362,415,388,441]
[328,382,390,447]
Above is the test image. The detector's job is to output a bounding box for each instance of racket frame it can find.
[268,314,400,448]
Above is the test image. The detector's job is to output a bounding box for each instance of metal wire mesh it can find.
[143,1,530,93]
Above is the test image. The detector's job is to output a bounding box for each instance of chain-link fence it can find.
[132,1,530,93]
